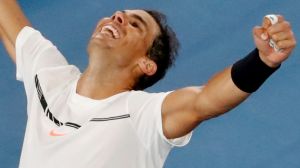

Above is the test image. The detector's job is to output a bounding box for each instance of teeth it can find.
[100,25,120,39]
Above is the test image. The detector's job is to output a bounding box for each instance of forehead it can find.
[124,9,160,36]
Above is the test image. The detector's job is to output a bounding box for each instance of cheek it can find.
[129,42,147,57]
[122,36,147,53]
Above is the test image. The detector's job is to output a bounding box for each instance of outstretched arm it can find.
[0,0,31,63]
[162,15,296,139]
[0,26,16,60]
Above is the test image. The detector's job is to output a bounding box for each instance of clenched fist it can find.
[253,15,296,67]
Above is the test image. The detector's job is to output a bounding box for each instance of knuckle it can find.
[292,40,297,47]
[288,32,294,39]
[284,21,291,29]
[279,15,285,21]
[290,30,295,38]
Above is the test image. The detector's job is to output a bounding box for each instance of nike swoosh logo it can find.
[49,130,66,136]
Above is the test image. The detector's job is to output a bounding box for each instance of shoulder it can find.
[16,26,44,46]
[127,90,171,114]
[128,90,171,103]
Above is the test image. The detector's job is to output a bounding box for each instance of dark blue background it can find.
[1,0,299,167]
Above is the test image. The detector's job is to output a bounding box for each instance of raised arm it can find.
[162,15,296,139]
[0,0,31,63]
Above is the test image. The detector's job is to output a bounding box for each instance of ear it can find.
[137,57,157,76]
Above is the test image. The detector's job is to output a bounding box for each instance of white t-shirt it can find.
[16,26,192,168]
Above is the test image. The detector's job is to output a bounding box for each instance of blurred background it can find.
[0,0,299,167]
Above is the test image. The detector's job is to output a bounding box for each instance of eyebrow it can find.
[122,10,148,29]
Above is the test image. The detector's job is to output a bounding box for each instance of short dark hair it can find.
[133,9,180,90]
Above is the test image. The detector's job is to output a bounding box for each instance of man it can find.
[0,1,296,168]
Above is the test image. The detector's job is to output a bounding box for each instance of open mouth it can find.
[99,25,120,39]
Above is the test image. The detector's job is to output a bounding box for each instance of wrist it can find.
[231,48,280,93]
[258,51,281,68]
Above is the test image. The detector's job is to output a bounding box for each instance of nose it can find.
[112,11,126,25]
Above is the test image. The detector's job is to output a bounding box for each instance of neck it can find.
[76,64,134,100]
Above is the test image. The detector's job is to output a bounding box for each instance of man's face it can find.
[88,9,160,67]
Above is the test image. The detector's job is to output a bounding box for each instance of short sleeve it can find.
[16,26,68,83]
[127,91,192,149]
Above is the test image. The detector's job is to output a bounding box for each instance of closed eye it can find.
[130,21,139,28]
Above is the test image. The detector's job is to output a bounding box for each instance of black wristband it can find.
[231,48,280,93]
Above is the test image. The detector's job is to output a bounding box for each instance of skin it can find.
[77,10,160,100]
[0,0,297,140]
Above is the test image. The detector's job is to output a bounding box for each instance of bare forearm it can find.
[0,0,30,62]
[0,0,30,43]
[194,67,250,120]
[0,25,16,62]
